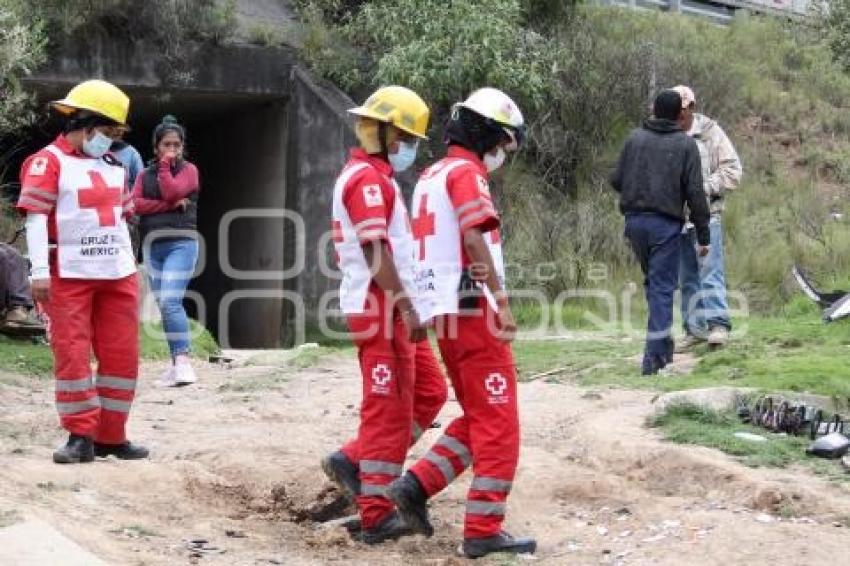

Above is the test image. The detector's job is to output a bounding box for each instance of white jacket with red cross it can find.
[17,135,136,280]
[410,146,505,323]
[331,148,417,315]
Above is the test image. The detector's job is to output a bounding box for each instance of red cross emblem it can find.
[485,373,508,396]
[411,194,436,260]
[77,171,123,227]
[372,364,392,386]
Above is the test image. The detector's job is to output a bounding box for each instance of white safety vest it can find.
[410,158,506,323]
[46,145,136,280]
[332,162,418,314]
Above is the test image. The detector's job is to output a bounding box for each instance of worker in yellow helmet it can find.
[321,86,449,544]
[16,79,147,464]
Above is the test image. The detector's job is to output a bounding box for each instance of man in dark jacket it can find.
[610,89,711,375]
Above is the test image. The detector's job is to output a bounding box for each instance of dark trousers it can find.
[0,243,33,310]
[624,213,682,366]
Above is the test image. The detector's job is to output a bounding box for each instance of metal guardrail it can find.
[604,0,811,23]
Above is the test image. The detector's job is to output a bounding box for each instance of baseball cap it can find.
[672,85,696,108]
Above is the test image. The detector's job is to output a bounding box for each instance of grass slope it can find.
[0,320,219,378]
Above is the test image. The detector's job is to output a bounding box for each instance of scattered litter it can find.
[833,521,845,528]
[618,530,632,538]
[661,520,681,529]
[185,538,225,556]
[642,534,666,543]
[614,507,631,516]
[567,541,582,552]
[734,432,768,443]
[755,514,775,524]
[807,432,850,459]
[224,529,246,538]
[596,526,609,536]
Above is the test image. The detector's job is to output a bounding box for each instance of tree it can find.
[0,4,46,137]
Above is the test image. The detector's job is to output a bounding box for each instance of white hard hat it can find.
[457,87,525,150]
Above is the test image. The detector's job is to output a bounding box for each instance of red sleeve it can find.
[132,171,171,215]
[16,150,60,215]
[121,176,135,220]
[446,165,499,234]
[342,169,394,245]
[157,160,199,202]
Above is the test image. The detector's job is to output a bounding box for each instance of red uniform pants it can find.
[344,288,416,528]
[46,274,139,445]
[409,298,520,539]
[340,339,448,473]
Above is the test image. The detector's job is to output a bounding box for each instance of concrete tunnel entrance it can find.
[15,41,357,348]
[130,89,293,350]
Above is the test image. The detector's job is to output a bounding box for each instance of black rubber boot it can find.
[462,531,537,559]
[93,441,149,460]
[387,472,433,537]
[321,450,360,501]
[360,511,413,545]
[53,434,94,464]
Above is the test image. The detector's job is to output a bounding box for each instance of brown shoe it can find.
[675,333,704,353]
[0,306,45,336]
[707,326,729,347]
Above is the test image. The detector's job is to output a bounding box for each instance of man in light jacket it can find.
[673,85,742,349]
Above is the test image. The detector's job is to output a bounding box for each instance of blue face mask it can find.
[388,140,418,172]
[83,131,113,158]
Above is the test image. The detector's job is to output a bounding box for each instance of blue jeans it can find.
[146,237,198,358]
[680,218,731,337]
[624,213,682,369]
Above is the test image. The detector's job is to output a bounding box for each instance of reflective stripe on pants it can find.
[47,274,139,443]
[409,298,521,538]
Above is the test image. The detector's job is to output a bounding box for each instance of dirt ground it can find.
[2,353,850,565]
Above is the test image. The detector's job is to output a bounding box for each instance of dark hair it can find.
[63,110,118,134]
[153,114,186,148]
[444,105,511,158]
[653,90,682,121]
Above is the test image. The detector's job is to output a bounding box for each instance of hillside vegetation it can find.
[299,1,850,313]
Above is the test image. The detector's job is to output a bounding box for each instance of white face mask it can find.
[388,140,419,172]
[484,147,506,172]
[82,131,113,158]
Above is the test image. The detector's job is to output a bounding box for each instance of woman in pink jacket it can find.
[133,115,201,386]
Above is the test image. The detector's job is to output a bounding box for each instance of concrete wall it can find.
[288,68,357,331]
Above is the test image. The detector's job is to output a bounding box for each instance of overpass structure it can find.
[605,0,813,23]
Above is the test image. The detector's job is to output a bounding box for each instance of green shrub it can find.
[302,3,850,311]
[0,3,46,137]
[246,22,283,47]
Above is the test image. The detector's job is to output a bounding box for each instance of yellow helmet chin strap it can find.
[355,118,399,155]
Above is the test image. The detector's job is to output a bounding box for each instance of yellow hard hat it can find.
[51,80,130,126]
[348,86,429,139]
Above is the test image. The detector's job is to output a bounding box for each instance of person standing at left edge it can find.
[17,80,148,464]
